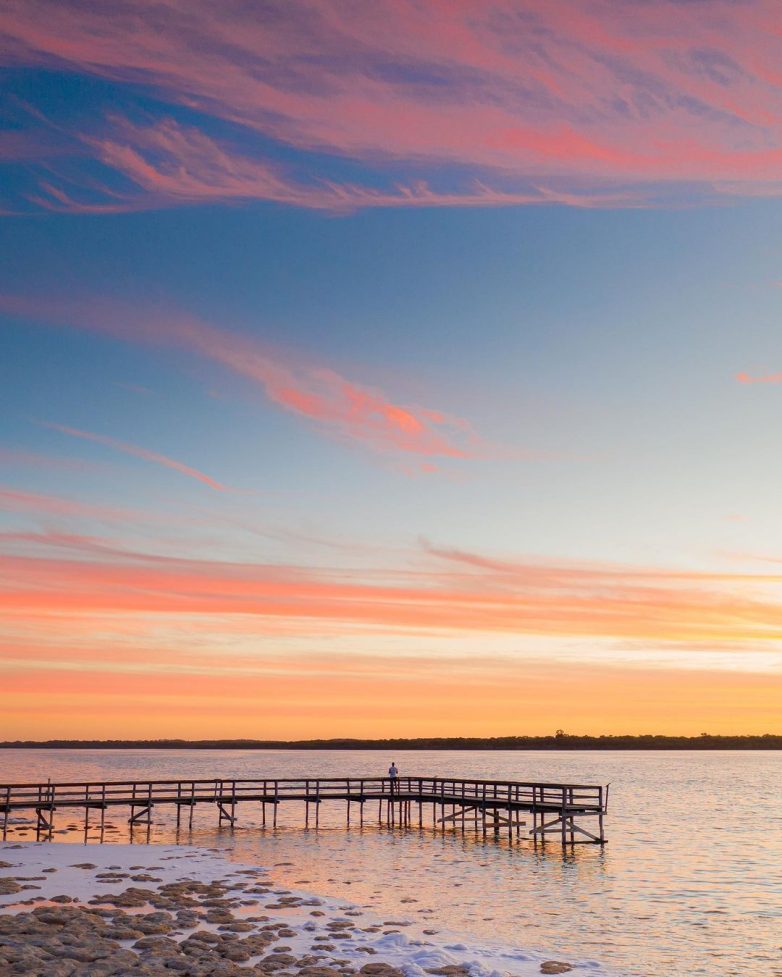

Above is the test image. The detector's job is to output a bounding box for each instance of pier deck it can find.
[1,776,609,846]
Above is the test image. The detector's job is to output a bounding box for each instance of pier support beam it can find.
[217,802,235,826]
[129,805,152,825]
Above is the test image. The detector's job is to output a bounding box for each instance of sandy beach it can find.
[0,843,607,977]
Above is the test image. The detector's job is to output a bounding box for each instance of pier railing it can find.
[1,776,605,809]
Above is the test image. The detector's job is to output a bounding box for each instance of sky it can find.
[1,0,782,739]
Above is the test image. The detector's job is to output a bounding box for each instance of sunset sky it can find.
[2,0,782,739]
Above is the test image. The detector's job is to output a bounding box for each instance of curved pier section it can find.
[1,776,609,846]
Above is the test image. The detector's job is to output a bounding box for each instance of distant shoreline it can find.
[1,734,780,750]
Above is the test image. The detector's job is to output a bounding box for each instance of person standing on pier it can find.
[388,761,399,795]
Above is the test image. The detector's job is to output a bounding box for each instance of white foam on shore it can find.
[0,843,618,977]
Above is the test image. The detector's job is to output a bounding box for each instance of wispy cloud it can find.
[5,530,782,735]
[737,371,782,384]
[4,533,782,645]
[198,340,484,460]
[41,422,227,490]
[0,485,134,521]
[2,293,490,462]
[3,1,782,212]
[27,115,642,214]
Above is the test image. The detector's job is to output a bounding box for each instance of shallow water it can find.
[2,749,781,976]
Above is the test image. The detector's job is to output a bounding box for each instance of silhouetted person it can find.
[388,761,399,795]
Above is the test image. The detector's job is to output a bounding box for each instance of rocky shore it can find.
[0,845,583,977]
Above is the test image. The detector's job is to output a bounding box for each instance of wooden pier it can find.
[1,776,609,846]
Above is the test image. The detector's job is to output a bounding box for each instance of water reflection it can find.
[2,749,781,976]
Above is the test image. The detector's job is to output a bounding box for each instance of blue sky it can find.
[2,1,782,737]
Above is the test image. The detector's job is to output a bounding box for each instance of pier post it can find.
[440,780,445,834]
[598,784,608,844]
[533,787,540,844]
[83,783,91,841]
[560,791,567,847]
[568,789,575,845]
[508,786,513,842]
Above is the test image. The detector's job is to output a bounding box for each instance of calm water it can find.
[1,749,780,977]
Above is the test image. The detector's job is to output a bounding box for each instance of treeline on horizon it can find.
[1,733,781,750]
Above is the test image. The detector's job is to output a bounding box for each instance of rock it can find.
[220,921,255,933]
[540,965,574,975]
[359,965,405,977]
[42,963,78,977]
[259,953,299,972]
[242,935,275,953]
[57,945,115,963]
[134,911,176,935]
[133,935,182,956]
[220,945,253,963]
[104,925,145,940]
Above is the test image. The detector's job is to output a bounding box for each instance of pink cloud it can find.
[3,0,782,210]
[4,533,782,644]
[28,116,645,214]
[41,422,227,490]
[737,371,782,384]
[2,293,489,461]
[204,348,483,459]
[0,485,134,521]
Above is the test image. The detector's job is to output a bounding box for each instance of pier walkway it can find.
[1,776,609,846]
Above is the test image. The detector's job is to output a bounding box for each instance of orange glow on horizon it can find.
[1,530,782,739]
[2,661,781,740]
